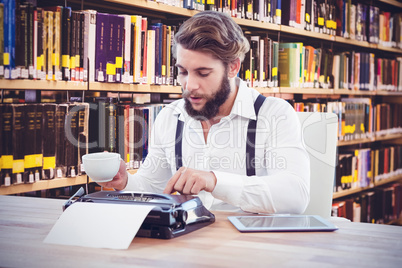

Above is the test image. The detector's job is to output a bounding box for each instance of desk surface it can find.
[0,195,401,268]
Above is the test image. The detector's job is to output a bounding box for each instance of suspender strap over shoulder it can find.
[175,119,184,170]
[246,94,266,176]
[175,94,266,173]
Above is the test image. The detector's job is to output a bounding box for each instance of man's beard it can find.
[183,76,231,121]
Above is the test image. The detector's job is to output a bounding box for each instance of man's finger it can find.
[163,167,185,194]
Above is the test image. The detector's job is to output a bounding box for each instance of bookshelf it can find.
[0,175,90,195]
[1,0,402,223]
[333,173,402,199]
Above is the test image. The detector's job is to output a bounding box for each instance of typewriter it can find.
[63,189,215,239]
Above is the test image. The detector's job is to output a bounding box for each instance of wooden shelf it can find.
[89,82,182,93]
[337,133,402,146]
[2,79,401,96]
[0,175,90,195]
[105,0,198,17]
[333,173,402,199]
[0,79,87,90]
[379,0,402,8]
[280,87,334,95]
[233,17,280,31]
[280,25,335,41]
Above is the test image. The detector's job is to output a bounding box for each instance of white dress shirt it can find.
[125,77,310,214]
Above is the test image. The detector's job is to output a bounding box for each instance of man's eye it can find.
[179,71,187,75]
[199,73,209,77]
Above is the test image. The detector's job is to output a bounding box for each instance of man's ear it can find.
[227,58,241,78]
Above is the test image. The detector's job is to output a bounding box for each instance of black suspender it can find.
[175,120,184,170]
[175,94,266,175]
[246,94,266,176]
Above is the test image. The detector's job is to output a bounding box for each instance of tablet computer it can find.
[228,215,338,232]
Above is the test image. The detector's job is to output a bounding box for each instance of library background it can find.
[0,0,401,225]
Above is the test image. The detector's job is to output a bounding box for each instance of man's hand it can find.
[98,159,128,190]
[163,167,217,195]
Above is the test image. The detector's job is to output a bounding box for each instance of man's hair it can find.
[172,11,250,65]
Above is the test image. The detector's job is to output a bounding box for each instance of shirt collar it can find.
[172,77,256,121]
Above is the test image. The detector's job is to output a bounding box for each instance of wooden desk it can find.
[0,195,401,267]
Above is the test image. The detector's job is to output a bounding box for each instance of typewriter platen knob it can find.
[177,210,188,223]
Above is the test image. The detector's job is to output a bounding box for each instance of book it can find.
[147,29,156,85]
[45,10,54,80]
[0,3,4,78]
[3,0,16,79]
[278,43,298,87]
[41,103,56,180]
[36,7,45,80]
[55,104,68,178]
[132,15,142,83]
[34,104,43,182]
[121,14,132,83]
[23,104,37,184]
[65,104,79,177]
[12,104,25,185]
[15,3,27,79]
[61,7,71,81]
[84,10,97,83]
[95,13,109,82]
[0,104,13,187]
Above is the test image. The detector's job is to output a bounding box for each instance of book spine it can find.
[0,4,4,78]
[1,105,13,187]
[55,104,67,178]
[65,104,79,177]
[54,8,62,80]
[122,15,131,83]
[41,103,56,180]
[12,104,25,185]
[87,10,97,83]
[132,15,142,83]
[77,103,89,174]
[70,11,76,81]
[3,0,16,79]
[34,104,43,182]
[162,24,167,85]
[27,3,34,79]
[95,13,108,82]
[115,15,124,83]
[23,104,36,184]
[36,7,44,80]
[78,12,84,82]
[61,7,71,81]
[74,12,82,82]
[141,18,148,84]
[15,4,26,79]
[106,14,116,83]
[147,29,156,85]
[46,11,53,80]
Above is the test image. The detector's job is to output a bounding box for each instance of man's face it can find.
[176,45,231,120]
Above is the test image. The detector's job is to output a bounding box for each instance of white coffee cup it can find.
[82,152,121,183]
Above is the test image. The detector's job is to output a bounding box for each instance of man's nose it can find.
[185,73,199,92]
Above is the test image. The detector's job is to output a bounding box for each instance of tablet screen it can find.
[228,215,338,232]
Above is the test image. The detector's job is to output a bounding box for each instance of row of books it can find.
[0,2,180,85]
[333,52,402,92]
[87,98,165,170]
[151,0,402,49]
[0,100,166,187]
[335,145,402,192]
[275,42,402,91]
[293,99,402,141]
[332,182,402,224]
[0,102,89,187]
[2,2,401,92]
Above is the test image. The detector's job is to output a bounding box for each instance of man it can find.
[100,11,310,214]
